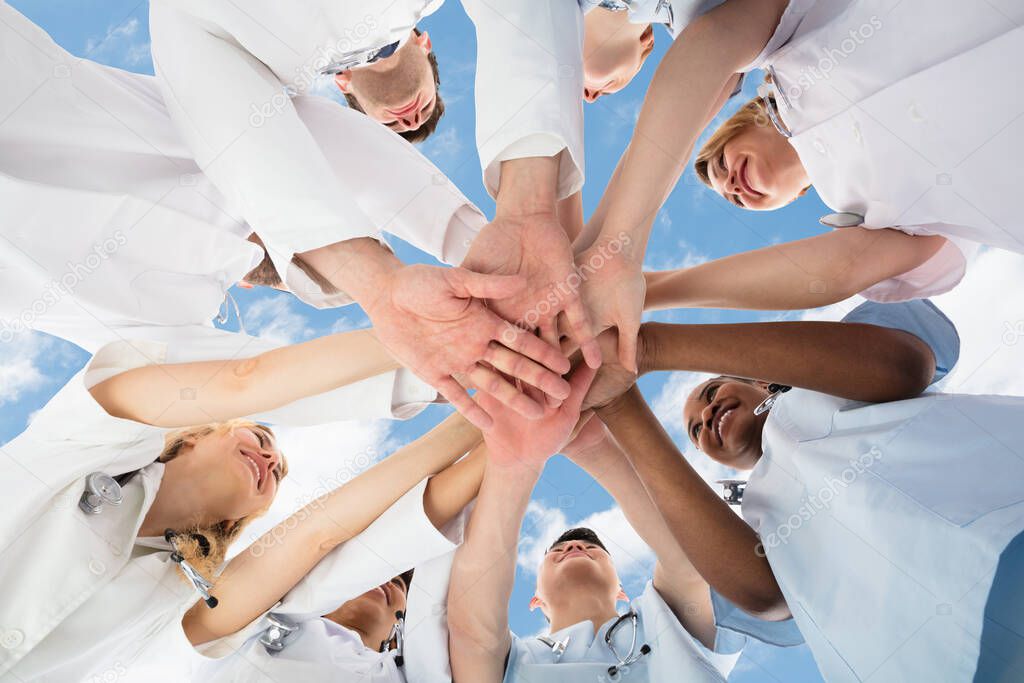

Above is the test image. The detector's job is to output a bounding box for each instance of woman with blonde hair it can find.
[0,327,479,681]
[577,0,1023,349]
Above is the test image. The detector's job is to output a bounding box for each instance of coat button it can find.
[819,212,865,228]
[89,558,106,575]
[0,629,24,649]
[813,138,827,155]
[908,102,925,123]
[852,123,863,146]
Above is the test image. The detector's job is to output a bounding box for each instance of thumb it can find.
[618,322,640,374]
[449,268,526,300]
[565,363,599,413]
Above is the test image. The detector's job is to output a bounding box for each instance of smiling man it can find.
[335,28,444,143]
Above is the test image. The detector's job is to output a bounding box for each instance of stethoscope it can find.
[595,0,674,27]
[319,40,401,76]
[258,608,406,663]
[753,383,791,416]
[757,67,794,139]
[380,610,406,667]
[538,608,652,678]
[79,468,220,609]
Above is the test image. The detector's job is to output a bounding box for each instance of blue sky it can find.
[5,2,1024,682]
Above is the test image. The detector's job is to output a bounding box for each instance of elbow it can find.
[739,589,791,622]
[878,335,936,401]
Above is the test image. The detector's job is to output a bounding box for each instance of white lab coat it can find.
[727,300,1024,681]
[581,0,725,40]
[0,339,455,681]
[147,0,584,250]
[753,0,1024,301]
[195,483,469,682]
[0,0,483,332]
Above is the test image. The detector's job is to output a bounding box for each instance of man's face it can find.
[323,575,409,650]
[335,30,437,134]
[582,12,654,102]
[531,539,625,617]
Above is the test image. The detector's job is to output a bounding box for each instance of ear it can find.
[413,29,432,53]
[799,185,811,197]
[334,71,352,93]
[640,25,655,49]
[529,596,544,612]
[616,586,629,603]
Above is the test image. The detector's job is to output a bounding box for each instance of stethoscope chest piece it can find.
[78,472,124,514]
[717,479,747,505]
[259,614,301,653]
[753,383,792,416]
[819,212,865,229]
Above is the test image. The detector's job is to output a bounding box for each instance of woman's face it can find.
[683,379,770,470]
[706,122,810,211]
[323,575,409,650]
[165,425,284,524]
[582,12,654,102]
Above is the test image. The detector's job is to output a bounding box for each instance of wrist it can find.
[595,384,639,421]
[495,156,560,218]
[637,323,656,376]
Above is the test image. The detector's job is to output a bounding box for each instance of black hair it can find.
[548,527,609,555]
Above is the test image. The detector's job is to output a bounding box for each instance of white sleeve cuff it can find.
[483,138,582,201]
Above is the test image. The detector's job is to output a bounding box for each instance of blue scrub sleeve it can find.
[709,588,805,654]
[840,299,960,385]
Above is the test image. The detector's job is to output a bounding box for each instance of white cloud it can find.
[243,295,316,345]
[84,17,151,69]
[0,332,51,405]
[422,126,463,162]
[516,500,656,585]
[231,418,393,554]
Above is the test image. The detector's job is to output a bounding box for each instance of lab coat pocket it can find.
[870,396,1024,527]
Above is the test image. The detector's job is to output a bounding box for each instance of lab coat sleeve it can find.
[81,325,436,424]
[458,0,585,199]
[839,299,961,385]
[293,96,485,276]
[273,477,465,622]
[707,587,805,654]
[858,232,975,304]
[740,0,819,72]
[148,4,378,282]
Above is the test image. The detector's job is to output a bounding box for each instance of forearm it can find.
[423,442,487,530]
[495,156,561,218]
[640,320,935,402]
[184,413,478,644]
[448,460,536,677]
[596,0,784,255]
[643,229,948,311]
[296,236,402,314]
[89,329,400,428]
[597,388,784,616]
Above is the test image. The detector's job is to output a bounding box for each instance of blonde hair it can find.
[160,420,288,580]
[694,95,773,188]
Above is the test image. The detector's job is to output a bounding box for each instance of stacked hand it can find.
[580,328,642,411]
[365,264,572,429]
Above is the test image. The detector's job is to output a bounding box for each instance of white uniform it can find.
[722,299,1024,681]
[194,483,468,683]
[0,340,461,681]
[751,0,1024,301]
[147,0,584,276]
[581,0,724,41]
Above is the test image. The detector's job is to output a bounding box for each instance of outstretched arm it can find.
[423,442,487,531]
[644,228,947,312]
[637,316,936,403]
[597,388,786,618]
[448,366,597,682]
[182,413,481,645]
[89,329,398,428]
[562,421,719,647]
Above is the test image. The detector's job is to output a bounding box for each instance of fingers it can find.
[562,294,601,369]
[564,363,599,414]
[436,377,493,430]
[484,342,569,405]
[466,365,546,420]
[495,320,570,375]
[617,321,640,374]
[449,268,526,300]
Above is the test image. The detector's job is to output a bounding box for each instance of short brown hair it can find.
[694,96,772,188]
[343,30,445,144]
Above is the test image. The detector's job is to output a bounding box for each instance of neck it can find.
[139,472,212,538]
[596,7,649,41]
[548,597,621,635]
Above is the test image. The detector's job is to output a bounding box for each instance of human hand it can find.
[561,413,609,460]
[365,264,572,429]
[462,212,601,368]
[580,328,641,411]
[574,234,645,372]
[480,364,598,470]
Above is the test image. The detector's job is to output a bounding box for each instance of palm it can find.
[463,214,598,362]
